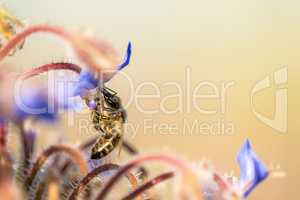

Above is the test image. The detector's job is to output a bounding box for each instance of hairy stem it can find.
[95,154,203,200]
[18,124,32,177]
[68,163,140,200]
[122,140,148,179]
[60,138,148,180]
[60,137,97,174]
[0,121,12,174]
[26,144,88,189]
[68,164,118,200]
[0,24,120,76]
[122,171,174,200]
[0,120,8,152]
[35,170,59,200]
[20,62,81,80]
[0,25,68,61]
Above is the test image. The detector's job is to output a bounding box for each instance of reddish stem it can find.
[95,154,203,200]
[0,25,69,61]
[122,141,148,179]
[26,144,88,189]
[20,62,81,80]
[68,164,119,200]
[60,138,148,180]
[0,121,12,180]
[19,125,31,177]
[213,173,228,192]
[0,24,120,77]
[0,121,8,151]
[122,171,174,200]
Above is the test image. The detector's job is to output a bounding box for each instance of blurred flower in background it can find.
[237,139,268,197]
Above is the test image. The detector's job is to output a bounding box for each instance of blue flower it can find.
[13,89,58,122]
[72,42,132,96]
[237,139,268,197]
[72,70,98,96]
[117,41,132,70]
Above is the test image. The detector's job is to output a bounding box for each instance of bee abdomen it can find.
[91,111,103,131]
[90,134,122,160]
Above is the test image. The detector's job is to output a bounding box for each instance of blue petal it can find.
[117,41,132,70]
[54,83,85,111]
[13,89,58,122]
[72,42,132,96]
[237,139,268,197]
[72,70,98,96]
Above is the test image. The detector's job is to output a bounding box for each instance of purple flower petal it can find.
[72,42,132,96]
[237,139,268,197]
[117,41,132,70]
[72,70,98,96]
[13,89,58,122]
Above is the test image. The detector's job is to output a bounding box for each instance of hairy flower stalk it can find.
[0,119,12,175]
[60,137,148,180]
[33,170,60,200]
[19,62,81,80]
[0,119,8,151]
[122,140,148,179]
[95,153,203,200]
[59,137,97,174]
[26,144,88,189]
[0,24,123,82]
[18,125,32,176]
[0,120,19,199]
[68,163,141,200]
[34,177,47,200]
[122,171,175,200]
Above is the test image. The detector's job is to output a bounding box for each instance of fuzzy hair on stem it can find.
[0,24,122,81]
[25,144,88,189]
[95,153,203,200]
[19,62,81,80]
[122,171,174,200]
[68,163,141,200]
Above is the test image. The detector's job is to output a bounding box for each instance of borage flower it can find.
[72,41,132,97]
[0,72,67,123]
[237,139,268,197]
[0,24,130,79]
[193,139,269,199]
[13,88,58,122]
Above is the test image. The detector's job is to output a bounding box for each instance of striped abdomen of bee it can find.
[90,87,126,160]
[90,131,122,159]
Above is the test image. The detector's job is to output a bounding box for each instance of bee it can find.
[0,7,24,52]
[89,86,127,159]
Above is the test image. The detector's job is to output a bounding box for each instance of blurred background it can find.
[4,0,299,199]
